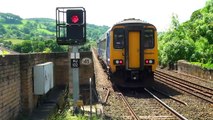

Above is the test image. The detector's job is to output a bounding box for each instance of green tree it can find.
[43,48,51,53]
[12,44,22,53]
[159,39,195,65]
[44,40,67,52]
[158,0,213,67]
[0,24,6,35]
[20,41,33,53]
[191,37,212,63]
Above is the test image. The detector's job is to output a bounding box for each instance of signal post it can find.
[56,7,86,113]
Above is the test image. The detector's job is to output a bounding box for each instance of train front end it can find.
[109,19,158,88]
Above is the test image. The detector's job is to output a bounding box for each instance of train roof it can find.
[113,18,155,27]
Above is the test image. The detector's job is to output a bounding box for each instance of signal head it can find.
[66,9,84,24]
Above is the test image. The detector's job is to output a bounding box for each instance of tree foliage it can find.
[158,0,213,68]
[86,24,109,41]
[12,40,67,53]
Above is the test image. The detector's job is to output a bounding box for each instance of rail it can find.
[155,70,213,103]
[117,92,140,120]
[144,88,188,120]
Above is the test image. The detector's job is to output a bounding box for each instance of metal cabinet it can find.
[33,62,54,95]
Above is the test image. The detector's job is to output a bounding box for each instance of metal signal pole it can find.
[70,46,80,113]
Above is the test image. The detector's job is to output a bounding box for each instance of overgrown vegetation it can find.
[191,62,213,70]
[158,0,213,69]
[49,109,100,120]
[0,12,109,53]
[48,93,100,120]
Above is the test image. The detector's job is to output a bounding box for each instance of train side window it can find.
[113,28,124,49]
[144,29,154,49]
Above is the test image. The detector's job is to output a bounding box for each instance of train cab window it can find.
[113,28,125,49]
[144,29,154,49]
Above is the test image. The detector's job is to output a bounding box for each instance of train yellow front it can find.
[97,18,158,87]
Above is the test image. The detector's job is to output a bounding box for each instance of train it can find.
[97,18,158,88]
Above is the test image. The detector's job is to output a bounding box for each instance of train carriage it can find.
[97,18,158,88]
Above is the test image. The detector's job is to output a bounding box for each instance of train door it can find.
[125,28,144,70]
[128,31,140,69]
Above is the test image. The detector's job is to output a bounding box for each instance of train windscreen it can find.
[113,28,125,49]
[144,29,154,49]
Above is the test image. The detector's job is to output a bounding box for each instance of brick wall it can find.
[0,53,69,119]
[19,53,55,113]
[54,53,69,86]
[79,52,94,85]
[178,60,213,81]
[0,55,21,120]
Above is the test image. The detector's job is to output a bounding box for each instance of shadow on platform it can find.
[27,86,66,120]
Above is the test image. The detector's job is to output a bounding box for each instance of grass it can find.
[0,50,10,57]
[49,110,85,120]
[37,28,55,35]
[191,62,213,70]
[4,38,29,44]
[48,92,101,120]
[48,108,100,120]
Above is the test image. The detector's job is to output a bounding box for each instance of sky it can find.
[0,0,207,31]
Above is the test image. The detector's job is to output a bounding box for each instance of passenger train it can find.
[97,18,158,88]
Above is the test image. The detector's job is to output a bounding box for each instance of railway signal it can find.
[56,7,86,114]
[56,7,86,45]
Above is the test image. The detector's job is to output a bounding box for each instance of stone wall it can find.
[177,60,213,81]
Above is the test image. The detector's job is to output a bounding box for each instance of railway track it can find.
[115,88,188,120]
[155,70,213,104]
[117,92,140,120]
[100,81,187,119]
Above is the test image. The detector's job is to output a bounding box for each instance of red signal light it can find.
[119,60,123,64]
[145,60,149,64]
[71,15,79,23]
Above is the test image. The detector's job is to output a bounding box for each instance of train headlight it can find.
[113,59,123,65]
[116,60,119,64]
[145,59,154,64]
